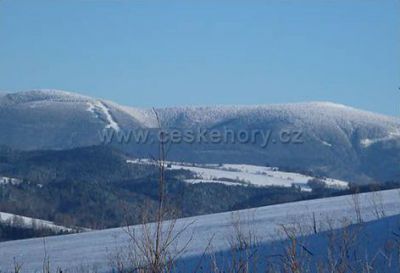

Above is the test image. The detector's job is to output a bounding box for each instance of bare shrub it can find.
[42,239,51,273]
[278,224,313,273]
[325,219,362,273]
[109,109,193,273]
[225,212,260,273]
[12,258,22,273]
[351,192,363,224]
[369,191,386,219]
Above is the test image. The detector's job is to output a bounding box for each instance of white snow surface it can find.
[86,101,120,131]
[171,164,348,189]
[3,89,92,104]
[128,160,349,189]
[148,102,400,131]
[0,212,73,232]
[1,189,399,273]
[361,129,400,147]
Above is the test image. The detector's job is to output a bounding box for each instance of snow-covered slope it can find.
[0,211,73,232]
[153,102,399,131]
[0,89,399,183]
[182,213,400,273]
[0,90,146,150]
[170,163,348,189]
[0,189,399,273]
[128,159,349,190]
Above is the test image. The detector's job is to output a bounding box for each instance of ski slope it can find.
[0,189,399,273]
[86,101,120,131]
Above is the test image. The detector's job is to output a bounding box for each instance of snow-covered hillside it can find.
[0,189,399,273]
[151,102,399,133]
[128,159,349,191]
[0,212,73,232]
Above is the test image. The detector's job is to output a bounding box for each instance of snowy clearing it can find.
[127,159,349,190]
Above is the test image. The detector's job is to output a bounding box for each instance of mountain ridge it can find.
[1,89,399,184]
[3,89,399,119]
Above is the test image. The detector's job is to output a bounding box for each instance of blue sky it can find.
[0,0,399,116]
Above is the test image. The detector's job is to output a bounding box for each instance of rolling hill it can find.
[1,189,399,273]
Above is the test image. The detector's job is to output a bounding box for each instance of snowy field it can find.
[128,159,349,191]
[0,212,73,232]
[0,189,399,273]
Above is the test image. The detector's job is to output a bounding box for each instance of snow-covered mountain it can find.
[1,89,399,183]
